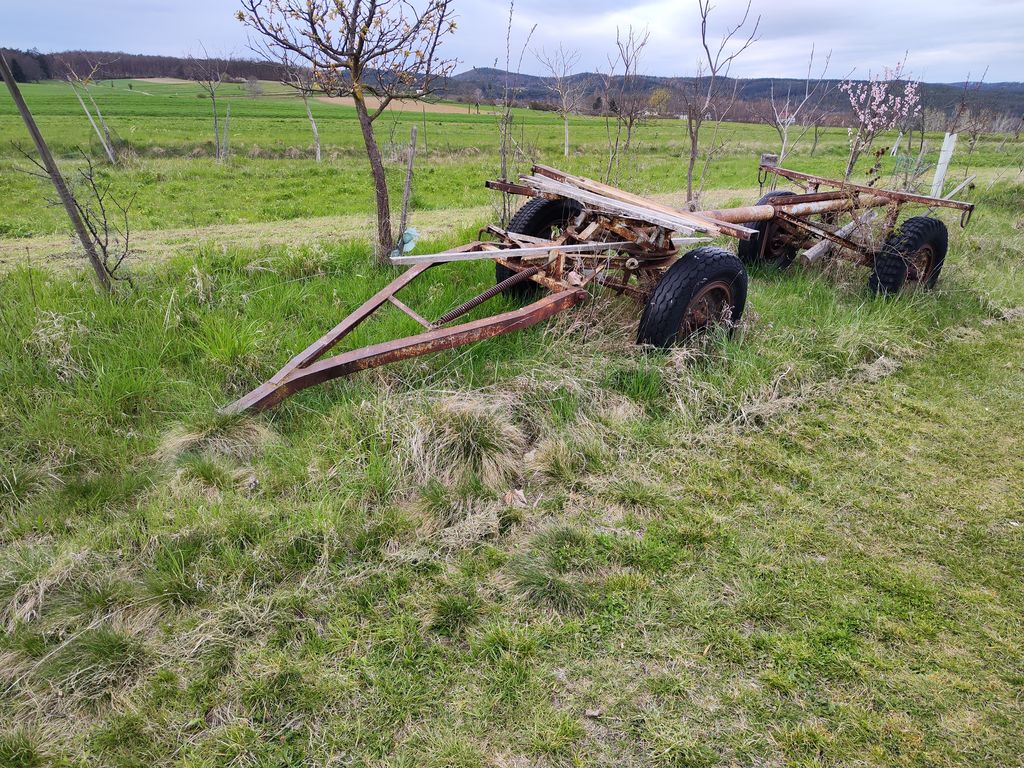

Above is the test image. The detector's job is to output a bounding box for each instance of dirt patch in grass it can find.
[0,206,492,273]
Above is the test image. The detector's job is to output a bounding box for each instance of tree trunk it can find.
[354,94,394,262]
[211,92,221,160]
[563,114,569,158]
[810,123,820,156]
[223,103,230,159]
[303,93,321,162]
[685,118,699,204]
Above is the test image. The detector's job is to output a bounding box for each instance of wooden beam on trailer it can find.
[530,164,757,240]
[520,174,758,240]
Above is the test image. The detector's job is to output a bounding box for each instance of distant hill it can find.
[448,67,1024,126]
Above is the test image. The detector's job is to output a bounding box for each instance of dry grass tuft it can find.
[408,394,527,490]
[3,549,89,630]
[155,416,277,466]
[24,311,88,382]
[856,355,901,382]
[437,502,501,552]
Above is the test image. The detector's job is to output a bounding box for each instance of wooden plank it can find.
[532,164,718,231]
[531,164,757,239]
[521,175,710,237]
[930,133,958,197]
[524,173,759,239]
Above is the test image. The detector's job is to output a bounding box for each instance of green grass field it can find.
[1,78,1022,767]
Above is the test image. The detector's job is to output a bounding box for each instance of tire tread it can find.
[637,246,748,347]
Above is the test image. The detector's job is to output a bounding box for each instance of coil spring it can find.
[434,265,542,326]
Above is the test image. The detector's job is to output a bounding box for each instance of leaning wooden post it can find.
[930,132,958,197]
[397,125,418,245]
[0,52,111,292]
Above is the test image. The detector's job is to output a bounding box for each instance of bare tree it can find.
[495,1,537,227]
[71,154,135,285]
[945,71,990,177]
[764,46,832,163]
[238,0,457,262]
[244,76,264,98]
[680,1,759,206]
[62,59,117,164]
[185,46,230,161]
[602,25,650,184]
[535,44,584,158]
[256,47,323,162]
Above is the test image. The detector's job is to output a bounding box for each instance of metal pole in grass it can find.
[398,125,418,244]
[0,51,112,293]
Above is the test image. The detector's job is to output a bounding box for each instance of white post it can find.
[930,132,958,197]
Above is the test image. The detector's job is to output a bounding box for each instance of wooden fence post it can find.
[0,52,111,292]
[930,132,958,197]
[398,125,418,245]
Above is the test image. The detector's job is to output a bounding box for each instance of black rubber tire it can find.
[636,246,748,348]
[496,197,582,299]
[869,216,948,295]
[737,190,798,268]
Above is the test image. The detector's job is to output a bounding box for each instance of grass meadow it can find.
[0,78,1023,767]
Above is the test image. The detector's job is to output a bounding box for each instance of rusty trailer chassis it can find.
[224,163,974,414]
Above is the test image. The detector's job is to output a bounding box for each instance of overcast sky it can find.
[6,0,1023,82]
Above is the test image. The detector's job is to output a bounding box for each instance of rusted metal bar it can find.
[495,257,568,293]
[765,190,852,205]
[266,262,434,386]
[761,164,974,212]
[388,295,434,329]
[485,179,535,197]
[774,211,865,256]
[224,289,585,413]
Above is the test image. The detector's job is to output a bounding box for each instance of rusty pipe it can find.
[696,195,890,224]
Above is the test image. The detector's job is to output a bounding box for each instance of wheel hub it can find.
[680,280,732,337]
[906,244,935,283]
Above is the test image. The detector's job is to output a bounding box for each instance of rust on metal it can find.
[761,164,975,213]
[225,289,584,413]
[773,210,865,256]
[485,179,535,197]
[224,163,977,414]
[435,266,544,326]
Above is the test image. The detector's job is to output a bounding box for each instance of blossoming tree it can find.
[839,59,921,179]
